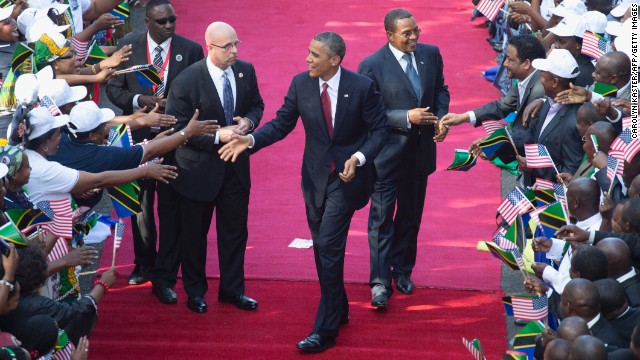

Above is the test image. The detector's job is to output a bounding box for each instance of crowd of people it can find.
[443,0,637,358]
[0,0,633,357]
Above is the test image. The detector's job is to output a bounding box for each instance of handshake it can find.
[408,107,449,142]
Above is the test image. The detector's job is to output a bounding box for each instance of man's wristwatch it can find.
[0,279,15,292]
[179,130,188,143]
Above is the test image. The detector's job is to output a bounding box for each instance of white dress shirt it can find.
[538,97,563,140]
[388,43,417,129]
[206,58,237,144]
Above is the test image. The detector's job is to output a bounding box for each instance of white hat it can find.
[26,107,69,140]
[611,0,638,18]
[0,5,14,22]
[582,11,607,34]
[27,0,69,15]
[606,20,623,37]
[549,14,587,38]
[0,163,9,179]
[614,20,632,59]
[25,15,69,43]
[17,8,47,37]
[14,66,53,106]
[551,0,588,18]
[532,49,580,79]
[38,79,86,107]
[68,101,115,134]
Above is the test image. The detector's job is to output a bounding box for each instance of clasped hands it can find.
[409,107,449,142]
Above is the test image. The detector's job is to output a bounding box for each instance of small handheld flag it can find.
[109,1,130,20]
[447,149,477,171]
[482,120,505,135]
[83,41,107,66]
[461,337,486,360]
[511,295,548,321]
[476,0,507,21]
[524,144,555,169]
[497,188,532,225]
[0,221,26,246]
[581,31,607,59]
[111,220,125,268]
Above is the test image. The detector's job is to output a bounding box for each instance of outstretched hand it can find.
[143,158,178,184]
[554,83,589,105]
[219,136,252,162]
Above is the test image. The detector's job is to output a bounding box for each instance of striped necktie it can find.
[153,45,165,97]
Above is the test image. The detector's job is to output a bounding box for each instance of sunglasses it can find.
[150,15,177,25]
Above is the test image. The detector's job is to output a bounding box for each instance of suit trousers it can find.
[132,178,157,267]
[367,179,396,289]
[152,164,249,297]
[305,174,355,337]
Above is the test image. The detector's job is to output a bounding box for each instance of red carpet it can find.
[93,0,510,357]
[91,279,505,359]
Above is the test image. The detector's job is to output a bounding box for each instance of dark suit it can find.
[590,315,630,349]
[514,101,584,187]
[105,33,204,270]
[473,70,545,131]
[357,43,449,286]
[610,306,640,343]
[251,67,387,336]
[620,272,640,307]
[152,58,264,297]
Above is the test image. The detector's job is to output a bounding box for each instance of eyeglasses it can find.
[149,15,177,25]
[208,40,241,52]
[392,26,422,39]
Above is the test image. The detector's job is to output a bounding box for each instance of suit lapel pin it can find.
[175,54,183,62]
[239,73,244,78]
[420,61,424,65]
[344,94,348,98]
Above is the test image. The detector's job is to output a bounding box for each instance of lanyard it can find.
[146,40,171,92]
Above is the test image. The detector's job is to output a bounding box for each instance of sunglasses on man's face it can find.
[150,15,177,25]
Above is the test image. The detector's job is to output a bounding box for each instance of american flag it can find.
[70,37,89,63]
[37,198,73,239]
[535,178,555,190]
[38,95,62,116]
[47,238,69,263]
[606,155,620,183]
[498,188,532,224]
[623,117,632,131]
[581,31,607,59]
[476,0,506,21]
[513,248,526,270]
[462,337,486,360]
[553,183,567,210]
[610,128,640,162]
[512,295,548,321]
[524,144,555,168]
[114,220,125,250]
[493,232,518,250]
[482,120,504,135]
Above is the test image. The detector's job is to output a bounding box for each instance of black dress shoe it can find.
[339,315,349,326]
[394,275,414,294]
[128,265,152,285]
[218,294,258,310]
[152,286,178,304]
[296,333,336,352]
[187,296,208,313]
[371,284,391,308]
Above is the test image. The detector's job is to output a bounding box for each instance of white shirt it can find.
[388,44,417,129]
[132,34,173,111]
[617,268,637,283]
[67,0,91,35]
[24,149,79,204]
[206,57,237,144]
[587,313,601,329]
[538,97,563,140]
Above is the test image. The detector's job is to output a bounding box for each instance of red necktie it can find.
[320,83,335,173]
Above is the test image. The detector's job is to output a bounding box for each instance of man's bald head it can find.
[599,51,631,87]
[576,102,607,137]
[567,177,601,220]
[588,122,618,152]
[571,335,607,360]
[205,22,239,69]
[595,237,632,278]
[557,316,590,341]
[594,278,628,320]
[561,278,601,319]
[544,338,572,360]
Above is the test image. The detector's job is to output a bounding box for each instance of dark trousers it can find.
[367,179,396,289]
[305,174,355,337]
[132,178,157,267]
[152,165,249,297]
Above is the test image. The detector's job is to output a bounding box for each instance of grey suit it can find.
[473,70,545,130]
[358,43,449,287]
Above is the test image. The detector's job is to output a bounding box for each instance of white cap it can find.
[25,15,69,43]
[0,5,14,22]
[17,8,47,38]
[0,163,9,179]
[14,66,53,106]
[27,0,69,14]
[611,0,638,18]
[532,49,580,79]
[26,107,69,140]
[582,11,607,34]
[606,20,623,37]
[614,20,632,59]
[549,14,587,38]
[38,79,87,107]
[68,101,115,134]
[551,0,588,18]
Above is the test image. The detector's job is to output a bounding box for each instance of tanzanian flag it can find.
[504,215,525,251]
[534,189,555,207]
[503,350,527,360]
[485,241,519,270]
[134,64,162,87]
[5,209,53,234]
[109,1,130,20]
[503,296,513,316]
[538,202,567,239]
[83,41,107,66]
[0,69,16,109]
[72,212,99,240]
[0,0,11,8]
[108,124,133,148]
[447,149,476,171]
[480,127,510,158]
[592,82,617,97]
[513,321,545,359]
[11,42,34,76]
[0,221,26,246]
[107,181,142,218]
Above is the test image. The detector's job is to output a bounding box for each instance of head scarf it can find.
[0,146,24,178]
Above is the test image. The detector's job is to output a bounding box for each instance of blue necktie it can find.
[222,72,234,126]
[402,53,421,98]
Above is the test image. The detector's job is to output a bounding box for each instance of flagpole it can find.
[548,158,572,225]
[607,162,618,195]
[111,235,117,269]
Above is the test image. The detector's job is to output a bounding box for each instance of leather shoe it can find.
[394,275,414,294]
[339,314,349,326]
[218,294,258,310]
[296,333,336,352]
[187,295,208,313]
[152,286,177,304]
[128,265,152,285]
[371,284,391,308]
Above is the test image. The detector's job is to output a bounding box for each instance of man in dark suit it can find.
[596,238,640,307]
[442,34,546,131]
[149,21,263,313]
[105,0,204,286]
[219,32,388,352]
[357,9,449,303]
[514,49,584,187]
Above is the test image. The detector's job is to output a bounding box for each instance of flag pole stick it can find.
[111,236,117,269]
[607,162,618,195]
